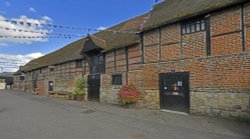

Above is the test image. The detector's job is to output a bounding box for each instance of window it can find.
[20,73,26,80]
[76,60,83,68]
[39,68,42,73]
[112,74,122,85]
[50,68,54,72]
[181,19,205,35]
[20,75,25,81]
[98,55,104,64]
[48,81,54,91]
[88,55,105,74]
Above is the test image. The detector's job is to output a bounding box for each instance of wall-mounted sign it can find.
[173,92,179,95]
[178,81,183,87]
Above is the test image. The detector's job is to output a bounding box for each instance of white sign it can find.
[178,81,183,87]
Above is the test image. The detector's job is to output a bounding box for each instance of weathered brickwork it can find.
[161,24,181,61]
[137,4,250,117]
[100,43,145,104]
[191,92,249,118]
[141,64,159,90]
[144,46,159,63]
[101,47,126,104]
[138,53,250,117]
[211,33,242,55]
[115,48,126,72]
[182,32,206,58]
[211,6,241,36]
[143,30,159,63]
[128,44,142,71]
[245,3,250,52]
[139,90,160,110]
[13,2,250,118]
[210,6,242,55]
[100,72,127,104]
[14,60,85,96]
[105,51,115,73]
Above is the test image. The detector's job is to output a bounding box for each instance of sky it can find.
[0,0,162,72]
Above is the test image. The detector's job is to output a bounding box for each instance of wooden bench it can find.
[49,91,71,100]
[32,88,39,95]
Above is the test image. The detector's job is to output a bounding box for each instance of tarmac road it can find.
[0,90,249,139]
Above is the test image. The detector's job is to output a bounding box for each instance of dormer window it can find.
[181,19,205,35]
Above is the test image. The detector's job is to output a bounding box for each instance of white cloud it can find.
[98,26,107,31]
[42,16,52,21]
[29,7,37,13]
[5,1,10,7]
[0,15,53,45]
[0,52,44,72]
[0,43,8,47]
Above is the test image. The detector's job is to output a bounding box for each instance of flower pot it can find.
[122,103,134,109]
[68,94,76,100]
[76,94,85,102]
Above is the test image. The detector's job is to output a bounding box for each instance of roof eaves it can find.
[141,0,247,32]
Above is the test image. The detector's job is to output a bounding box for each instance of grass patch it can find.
[233,116,250,125]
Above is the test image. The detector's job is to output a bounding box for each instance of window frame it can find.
[75,60,83,68]
[88,55,105,74]
[49,68,54,72]
[112,74,122,85]
[181,18,206,35]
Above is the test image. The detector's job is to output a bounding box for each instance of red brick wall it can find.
[245,3,250,52]
[159,53,250,90]
[37,80,45,96]
[115,48,126,72]
[140,52,250,92]
[128,70,143,89]
[127,44,142,71]
[106,51,115,73]
[137,3,250,112]
[182,32,206,58]
[161,24,181,61]
[14,60,85,95]
[210,6,242,55]
[142,64,159,90]
[143,30,159,63]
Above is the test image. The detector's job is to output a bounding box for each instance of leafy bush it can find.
[73,77,86,95]
[117,83,143,105]
[234,116,250,125]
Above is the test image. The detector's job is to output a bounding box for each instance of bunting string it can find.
[0,62,24,64]
[0,18,139,34]
[140,0,159,30]
[0,26,83,38]
[0,57,22,61]
[0,35,83,39]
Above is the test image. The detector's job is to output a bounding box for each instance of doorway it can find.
[159,72,189,113]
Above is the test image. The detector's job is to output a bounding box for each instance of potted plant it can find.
[67,92,76,100]
[73,77,86,102]
[117,83,143,108]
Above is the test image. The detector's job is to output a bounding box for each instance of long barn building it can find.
[14,0,250,118]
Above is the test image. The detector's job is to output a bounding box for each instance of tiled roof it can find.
[143,0,246,30]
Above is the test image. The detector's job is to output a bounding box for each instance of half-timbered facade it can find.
[14,0,250,118]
